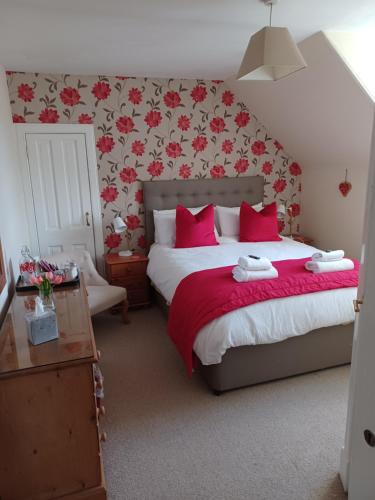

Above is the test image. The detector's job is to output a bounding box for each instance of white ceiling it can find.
[1,0,375,79]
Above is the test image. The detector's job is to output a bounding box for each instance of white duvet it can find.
[147,237,356,365]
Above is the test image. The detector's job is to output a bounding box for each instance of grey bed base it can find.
[143,177,354,393]
[152,287,353,394]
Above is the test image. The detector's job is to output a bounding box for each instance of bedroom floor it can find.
[93,307,349,500]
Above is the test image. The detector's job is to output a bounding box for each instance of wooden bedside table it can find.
[105,253,150,308]
[290,234,314,246]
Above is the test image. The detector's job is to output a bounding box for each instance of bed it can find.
[143,176,355,393]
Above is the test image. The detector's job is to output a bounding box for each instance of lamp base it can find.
[118,250,133,257]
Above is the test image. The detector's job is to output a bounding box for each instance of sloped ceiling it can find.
[0,0,375,78]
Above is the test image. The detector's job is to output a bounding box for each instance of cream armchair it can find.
[43,250,128,322]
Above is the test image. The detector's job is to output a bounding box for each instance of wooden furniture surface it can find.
[290,233,314,246]
[0,279,106,500]
[105,252,150,308]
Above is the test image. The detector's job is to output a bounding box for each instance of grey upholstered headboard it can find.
[143,176,264,246]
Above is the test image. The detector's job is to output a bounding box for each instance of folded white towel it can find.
[238,255,272,271]
[305,258,354,274]
[311,250,345,262]
[232,265,278,283]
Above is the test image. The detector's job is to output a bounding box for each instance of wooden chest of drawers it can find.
[0,279,106,500]
[105,253,150,308]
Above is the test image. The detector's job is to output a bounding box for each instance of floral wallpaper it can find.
[6,72,302,253]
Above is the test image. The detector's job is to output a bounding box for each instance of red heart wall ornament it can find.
[339,170,352,197]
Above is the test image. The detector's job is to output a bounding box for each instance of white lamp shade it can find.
[113,216,127,234]
[237,27,307,81]
[277,203,286,218]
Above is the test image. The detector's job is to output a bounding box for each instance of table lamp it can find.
[113,216,132,257]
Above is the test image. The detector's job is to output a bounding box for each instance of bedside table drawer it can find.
[111,276,148,290]
[110,261,148,278]
[127,288,150,306]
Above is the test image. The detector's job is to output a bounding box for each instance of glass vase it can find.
[39,289,55,310]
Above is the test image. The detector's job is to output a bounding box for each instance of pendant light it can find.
[237,0,307,81]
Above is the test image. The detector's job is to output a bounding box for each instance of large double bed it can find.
[143,176,355,393]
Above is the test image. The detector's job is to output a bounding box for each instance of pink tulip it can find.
[30,275,38,285]
[46,272,54,281]
[53,275,63,285]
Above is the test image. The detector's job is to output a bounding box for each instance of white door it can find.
[340,116,375,498]
[25,133,96,258]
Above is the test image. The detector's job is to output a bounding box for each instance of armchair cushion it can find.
[87,285,127,316]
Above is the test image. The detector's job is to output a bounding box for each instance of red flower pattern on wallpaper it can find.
[128,88,143,105]
[13,114,26,123]
[96,135,115,154]
[222,91,234,106]
[78,113,93,124]
[144,110,162,128]
[60,87,81,106]
[131,140,145,156]
[179,164,191,179]
[92,81,111,101]
[166,142,183,158]
[262,161,273,175]
[234,158,249,174]
[135,189,144,203]
[251,140,266,156]
[289,162,302,176]
[163,91,181,108]
[192,135,208,153]
[210,165,225,178]
[39,108,59,123]
[126,214,141,230]
[105,233,121,249]
[177,115,190,131]
[7,73,301,253]
[221,139,233,154]
[235,111,250,128]
[18,83,34,102]
[101,186,119,203]
[147,161,164,177]
[273,178,287,194]
[120,167,137,184]
[116,115,135,134]
[210,117,225,134]
[289,203,301,217]
[191,85,207,103]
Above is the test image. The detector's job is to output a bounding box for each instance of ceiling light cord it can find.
[269,3,273,26]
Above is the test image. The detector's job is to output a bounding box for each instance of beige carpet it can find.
[93,307,349,500]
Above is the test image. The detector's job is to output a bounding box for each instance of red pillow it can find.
[175,204,219,248]
[239,201,282,242]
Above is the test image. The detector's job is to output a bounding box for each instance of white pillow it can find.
[154,206,219,247]
[217,203,263,238]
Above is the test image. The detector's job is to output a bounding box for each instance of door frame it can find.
[16,124,105,273]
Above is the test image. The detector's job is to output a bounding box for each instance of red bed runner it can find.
[167,257,359,375]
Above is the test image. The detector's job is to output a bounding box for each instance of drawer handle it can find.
[97,350,102,360]
[100,431,107,442]
[99,405,106,416]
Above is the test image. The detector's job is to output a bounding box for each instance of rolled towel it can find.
[232,265,278,283]
[311,249,345,262]
[305,258,354,274]
[238,255,272,271]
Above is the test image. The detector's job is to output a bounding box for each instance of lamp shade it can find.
[113,216,127,234]
[277,203,286,219]
[237,26,307,81]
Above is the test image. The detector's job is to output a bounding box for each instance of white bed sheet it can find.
[147,237,356,365]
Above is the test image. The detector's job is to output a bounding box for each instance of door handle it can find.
[85,212,91,227]
[353,299,363,313]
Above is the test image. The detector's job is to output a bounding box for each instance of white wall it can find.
[326,30,375,102]
[0,65,29,320]
[227,31,374,258]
